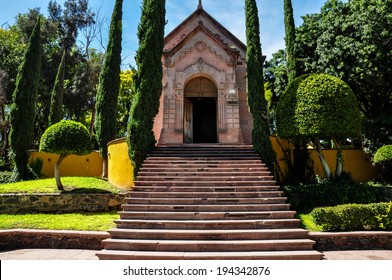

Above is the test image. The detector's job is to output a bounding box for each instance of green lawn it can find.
[0,177,125,194]
[0,212,119,231]
[298,213,323,232]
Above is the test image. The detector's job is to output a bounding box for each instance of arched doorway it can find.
[183,77,218,143]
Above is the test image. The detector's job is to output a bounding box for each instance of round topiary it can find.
[373,145,392,164]
[277,73,362,140]
[40,120,92,156]
[276,73,362,178]
[373,145,392,184]
[40,120,92,190]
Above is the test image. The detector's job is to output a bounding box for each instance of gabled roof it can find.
[164,6,246,53]
[163,22,240,60]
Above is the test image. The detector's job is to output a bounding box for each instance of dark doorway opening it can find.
[192,97,217,143]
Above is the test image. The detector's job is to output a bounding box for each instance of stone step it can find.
[141,163,266,168]
[114,219,301,230]
[125,197,287,205]
[102,239,316,252]
[134,181,277,187]
[122,204,291,212]
[107,228,310,240]
[136,175,275,182]
[144,158,263,163]
[118,211,296,220]
[131,186,281,192]
[138,171,271,177]
[140,167,269,172]
[96,250,324,260]
[129,191,284,198]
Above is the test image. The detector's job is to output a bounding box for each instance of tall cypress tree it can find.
[127,0,166,178]
[94,0,123,177]
[245,0,276,173]
[284,0,297,82]
[9,17,42,180]
[49,50,66,126]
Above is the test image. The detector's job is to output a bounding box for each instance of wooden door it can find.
[184,98,193,143]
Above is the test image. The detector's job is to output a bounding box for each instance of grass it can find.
[0,177,125,194]
[0,212,120,231]
[298,213,323,232]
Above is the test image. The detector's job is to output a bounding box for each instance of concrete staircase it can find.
[97,145,323,260]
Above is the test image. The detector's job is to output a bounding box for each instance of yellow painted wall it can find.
[30,151,103,178]
[49,137,376,188]
[270,136,379,182]
[107,138,134,190]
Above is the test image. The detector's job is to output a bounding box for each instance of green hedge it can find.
[311,203,392,231]
[282,180,390,212]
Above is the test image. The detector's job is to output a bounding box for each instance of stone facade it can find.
[0,193,126,214]
[154,6,253,145]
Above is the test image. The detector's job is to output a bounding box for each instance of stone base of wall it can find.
[0,193,126,214]
[0,230,109,251]
[1,230,392,252]
[309,232,392,251]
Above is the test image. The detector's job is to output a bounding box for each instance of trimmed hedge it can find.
[282,180,391,212]
[311,203,392,231]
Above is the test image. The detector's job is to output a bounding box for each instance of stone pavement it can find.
[1,249,392,260]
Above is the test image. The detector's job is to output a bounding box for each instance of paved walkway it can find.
[1,249,392,260]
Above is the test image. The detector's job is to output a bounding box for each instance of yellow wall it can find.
[30,151,103,178]
[270,136,379,182]
[107,138,134,189]
[35,137,377,188]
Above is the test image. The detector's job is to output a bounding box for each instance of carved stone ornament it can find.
[194,41,207,52]
[197,58,205,72]
[173,81,183,90]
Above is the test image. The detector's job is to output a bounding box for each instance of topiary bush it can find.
[311,202,392,231]
[373,145,392,184]
[276,73,362,178]
[40,120,92,190]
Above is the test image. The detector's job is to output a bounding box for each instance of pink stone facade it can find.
[153,7,253,145]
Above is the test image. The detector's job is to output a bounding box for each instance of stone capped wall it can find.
[0,193,126,214]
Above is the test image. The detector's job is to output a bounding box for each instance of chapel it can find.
[153,1,254,145]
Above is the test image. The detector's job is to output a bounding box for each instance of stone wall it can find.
[0,229,109,251]
[0,193,126,214]
[309,232,392,251]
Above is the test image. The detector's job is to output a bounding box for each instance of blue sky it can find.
[0,0,333,67]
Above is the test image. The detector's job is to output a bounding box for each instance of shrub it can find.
[282,179,390,212]
[373,145,392,184]
[311,203,392,231]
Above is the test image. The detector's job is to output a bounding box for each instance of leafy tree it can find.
[39,120,92,190]
[94,0,123,178]
[245,0,276,173]
[48,0,95,52]
[127,0,166,178]
[295,0,392,153]
[373,145,392,184]
[49,50,66,126]
[117,69,136,137]
[8,18,42,180]
[276,73,362,178]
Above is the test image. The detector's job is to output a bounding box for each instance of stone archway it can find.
[183,77,218,143]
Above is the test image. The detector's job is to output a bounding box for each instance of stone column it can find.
[174,82,184,133]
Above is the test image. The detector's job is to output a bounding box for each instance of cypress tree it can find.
[245,0,276,173]
[9,17,42,180]
[127,0,166,178]
[94,0,123,177]
[284,0,298,82]
[49,50,66,126]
